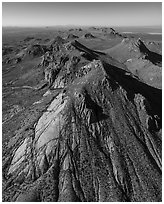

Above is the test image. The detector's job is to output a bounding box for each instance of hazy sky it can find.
[2,2,162,27]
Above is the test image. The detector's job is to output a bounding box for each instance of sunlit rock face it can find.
[3,56,161,200]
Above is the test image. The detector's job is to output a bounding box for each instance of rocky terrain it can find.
[2,27,162,202]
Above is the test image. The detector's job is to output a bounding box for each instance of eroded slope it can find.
[3,56,162,202]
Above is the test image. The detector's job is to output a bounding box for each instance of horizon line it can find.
[2,25,162,28]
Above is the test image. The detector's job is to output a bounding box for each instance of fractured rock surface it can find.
[2,39,162,202]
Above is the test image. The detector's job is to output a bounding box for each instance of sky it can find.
[2,2,162,27]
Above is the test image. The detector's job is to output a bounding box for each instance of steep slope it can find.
[3,40,161,202]
[103,38,162,88]
[104,38,161,65]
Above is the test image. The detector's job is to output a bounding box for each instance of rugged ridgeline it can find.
[2,37,162,202]
[104,38,162,66]
[103,38,162,89]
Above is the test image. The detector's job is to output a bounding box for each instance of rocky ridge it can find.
[2,37,162,202]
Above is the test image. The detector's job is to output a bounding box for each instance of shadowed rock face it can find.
[102,37,162,89]
[109,38,162,66]
[83,33,96,39]
[2,41,161,202]
[105,28,124,39]
[137,39,162,66]
[67,34,79,40]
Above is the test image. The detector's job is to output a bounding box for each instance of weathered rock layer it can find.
[2,41,162,202]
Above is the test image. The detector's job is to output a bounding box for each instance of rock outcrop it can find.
[2,39,162,202]
[27,44,47,57]
[83,33,96,39]
[137,39,162,66]
[104,28,124,39]
[67,34,79,40]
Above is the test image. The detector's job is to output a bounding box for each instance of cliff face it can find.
[3,40,162,202]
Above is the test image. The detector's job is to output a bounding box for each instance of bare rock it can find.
[3,42,161,202]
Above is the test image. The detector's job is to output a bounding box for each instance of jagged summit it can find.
[103,27,123,39]
[106,37,162,65]
[121,37,148,51]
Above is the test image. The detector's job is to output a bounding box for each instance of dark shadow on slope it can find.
[72,40,128,70]
[102,62,162,119]
[81,53,95,61]
[84,90,109,124]
[138,39,162,66]
[72,40,162,121]
[72,40,106,56]
[145,51,162,67]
